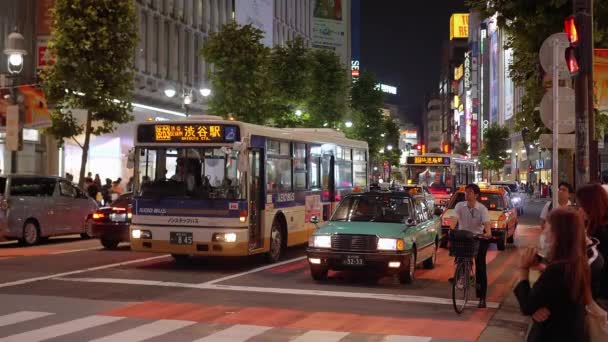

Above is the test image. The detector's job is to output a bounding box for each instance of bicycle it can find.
[449,230,489,314]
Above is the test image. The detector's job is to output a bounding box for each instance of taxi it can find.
[439,185,518,250]
[307,191,441,284]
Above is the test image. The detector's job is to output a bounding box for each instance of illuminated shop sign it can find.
[406,156,451,165]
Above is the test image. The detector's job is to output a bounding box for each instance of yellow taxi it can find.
[439,185,518,251]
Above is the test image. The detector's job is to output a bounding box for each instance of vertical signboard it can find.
[489,29,499,124]
[235,0,274,47]
[313,0,348,65]
[595,49,608,111]
[504,48,514,120]
[449,13,469,40]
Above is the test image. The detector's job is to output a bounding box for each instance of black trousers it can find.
[475,239,490,299]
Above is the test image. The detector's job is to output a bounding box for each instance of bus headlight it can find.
[131,229,151,239]
[311,235,331,248]
[378,238,403,251]
[213,232,237,243]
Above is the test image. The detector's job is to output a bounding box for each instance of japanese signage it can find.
[406,156,451,166]
[454,64,464,81]
[595,49,608,111]
[351,60,360,79]
[137,124,239,144]
[464,52,471,89]
[313,0,348,66]
[450,13,469,40]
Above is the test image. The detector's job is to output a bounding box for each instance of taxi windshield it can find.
[331,196,412,223]
[448,192,505,211]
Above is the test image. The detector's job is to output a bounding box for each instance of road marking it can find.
[192,324,271,341]
[200,256,307,285]
[0,315,124,342]
[0,255,170,289]
[55,276,500,308]
[88,319,195,342]
[291,330,349,341]
[383,336,432,342]
[0,311,53,327]
[51,246,103,255]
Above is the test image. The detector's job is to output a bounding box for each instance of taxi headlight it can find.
[378,238,399,251]
[311,235,331,248]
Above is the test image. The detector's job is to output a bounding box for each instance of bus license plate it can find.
[170,232,193,245]
[343,255,365,266]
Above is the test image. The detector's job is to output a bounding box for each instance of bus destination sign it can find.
[407,156,451,165]
[137,124,239,143]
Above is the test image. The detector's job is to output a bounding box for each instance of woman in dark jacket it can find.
[576,183,608,299]
[514,208,591,342]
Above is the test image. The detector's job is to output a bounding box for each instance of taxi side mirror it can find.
[406,218,416,226]
[310,216,319,224]
[434,207,443,216]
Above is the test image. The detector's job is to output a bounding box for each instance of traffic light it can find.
[564,16,580,76]
[415,144,421,151]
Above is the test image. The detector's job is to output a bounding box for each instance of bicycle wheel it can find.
[452,260,469,314]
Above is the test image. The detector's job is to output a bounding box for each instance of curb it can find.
[477,290,531,342]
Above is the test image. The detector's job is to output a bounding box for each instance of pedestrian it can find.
[94,174,102,188]
[539,181,572,230]
[85,178,99,200]
[515,208,591,342]
[101,178,112,205]
[126,176,134,192]
[576,183,608,301]
[448,183,492,308]
[111,179,124,201]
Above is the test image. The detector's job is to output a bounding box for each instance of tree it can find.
[466,0,608,143]
[454,138,470,156]
[42,0,138,186]
[479,124,510,180]
[347,72,385,160]
[201,23,271,124]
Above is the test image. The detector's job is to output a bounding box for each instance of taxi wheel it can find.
[423,242,437,269]
[507,225,516,243]
[497,232,507,251]
[310,266,328,281]
[399,250,416,284]
[100,237,119,250]
[171,254,190,263]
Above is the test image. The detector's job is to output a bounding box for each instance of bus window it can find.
[293,143,307,190]
[310,155,321,189]
[266,158,292,192]
[353,149,367,188]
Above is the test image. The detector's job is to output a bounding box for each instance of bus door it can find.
[321,155,335,220]
[248,148,263,250]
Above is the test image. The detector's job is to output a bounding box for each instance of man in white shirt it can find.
[449,184,492,308]
[539,181,572,230]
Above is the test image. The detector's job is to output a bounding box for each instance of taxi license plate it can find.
[170,232,193,245]
[343,255,365,266]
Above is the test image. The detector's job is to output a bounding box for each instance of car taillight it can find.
[92,212,105,220]
[239,210,248,223]
[498,213,506,221]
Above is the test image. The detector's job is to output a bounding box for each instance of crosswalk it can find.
[0,310,440,342]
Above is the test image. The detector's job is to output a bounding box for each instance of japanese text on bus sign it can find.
[141,124,238,143]
[407,156,451,165]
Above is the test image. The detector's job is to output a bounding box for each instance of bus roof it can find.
[134,117,368,149]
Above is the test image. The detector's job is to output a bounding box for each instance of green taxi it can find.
[307,191,441,284]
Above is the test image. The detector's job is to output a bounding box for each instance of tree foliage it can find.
[201,23,271,124]
[466,0,608,143]
[454,138,470,156]
[479,124,510,175]
[348,73,385,159]
[42,0,138,186]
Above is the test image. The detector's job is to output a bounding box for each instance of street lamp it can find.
[386,144,393,151]
[164,85,176,98]
[4,29,26,74]
[295,109,303,117]
[345,120,353,128]
[199,87,211,97]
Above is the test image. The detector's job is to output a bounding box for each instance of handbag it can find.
[586,300,608,342]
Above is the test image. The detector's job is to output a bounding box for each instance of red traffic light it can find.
[416,144,422,150]
[565,47,580,76]
[564,16,579,46]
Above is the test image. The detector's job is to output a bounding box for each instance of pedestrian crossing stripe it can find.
[0,310,438,342]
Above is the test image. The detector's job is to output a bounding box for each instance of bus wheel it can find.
[266,221,284,263]
[171,254,190,263]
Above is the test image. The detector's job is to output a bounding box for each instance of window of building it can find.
[293,143,307,190]
[139,10,148,71]
[185,30,191,85]
[164,20,171,78]
[152,16,160,75]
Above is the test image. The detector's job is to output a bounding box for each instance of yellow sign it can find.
[406,156,450,165]
[453,95,460,108]
[595,49,608,111]
[450,13,469,40]
[138,123,239,143]
[454,64,464,80]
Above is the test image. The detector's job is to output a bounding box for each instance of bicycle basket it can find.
[449,236,479,258]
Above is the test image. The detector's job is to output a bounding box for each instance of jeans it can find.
[475,239,490,299]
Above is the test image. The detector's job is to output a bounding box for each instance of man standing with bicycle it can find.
[449,184,493,308]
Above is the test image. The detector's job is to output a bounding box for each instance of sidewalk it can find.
[477,288,530,341]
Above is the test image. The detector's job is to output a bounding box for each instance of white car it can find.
[491,181,526,215]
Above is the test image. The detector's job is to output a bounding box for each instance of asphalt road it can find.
[0,199,547,342]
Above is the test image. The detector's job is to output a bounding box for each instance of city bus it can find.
[402,153,475,208]
[129,116,368,263]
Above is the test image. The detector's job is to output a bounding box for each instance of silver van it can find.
[0,175,99,245]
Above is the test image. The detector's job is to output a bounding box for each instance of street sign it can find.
[539,87,575,133]
[539,33,570,79]
[539,133,575,149]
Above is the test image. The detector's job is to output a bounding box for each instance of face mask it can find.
[539,229,553,261]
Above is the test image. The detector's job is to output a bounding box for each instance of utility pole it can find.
[573,0,595,186]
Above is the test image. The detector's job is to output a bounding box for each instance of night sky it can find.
[360,0,468,127]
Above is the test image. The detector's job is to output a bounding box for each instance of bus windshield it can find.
[137,147,245,200]
[407,165,452,192]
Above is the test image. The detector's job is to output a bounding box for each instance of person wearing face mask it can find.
[576,183,608,301]
[539,181,572,231]
[515,208,592,342]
